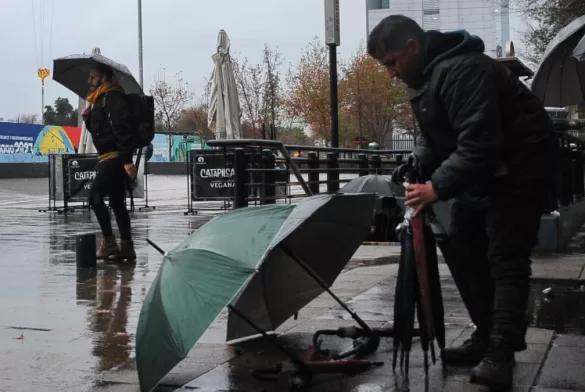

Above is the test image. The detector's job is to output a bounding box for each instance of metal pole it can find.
[41,80,45,123]
[137,0,144,88]
[328,44,339,148]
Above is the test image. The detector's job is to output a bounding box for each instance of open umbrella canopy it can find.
[208,30,242,140]
[227,193,375,341]
[136,193,375,392]
[531,15,585,107]
[77,47,102,154]
[53,53,143,99]
[338,174,395,198]
[573,33,585,61]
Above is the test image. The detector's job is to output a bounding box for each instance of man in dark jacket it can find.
[368,15,558,390]
[82,63,137,262]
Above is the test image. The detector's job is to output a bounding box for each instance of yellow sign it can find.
[37,68,50,81]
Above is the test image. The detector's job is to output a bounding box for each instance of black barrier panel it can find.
[68,156,99,201]
[192,150,235,200]
[189,149,291,204]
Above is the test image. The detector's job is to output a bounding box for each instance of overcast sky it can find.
[0,0,526,120]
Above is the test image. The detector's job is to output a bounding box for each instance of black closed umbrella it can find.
[391,157,446,374]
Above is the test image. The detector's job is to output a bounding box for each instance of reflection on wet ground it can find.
[0,195,211,391]
[78,265,134,372]
[1,177,585,391]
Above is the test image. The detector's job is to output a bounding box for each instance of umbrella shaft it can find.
[281,246,373,334]
[227,305,310,373]
[146,239,165,255]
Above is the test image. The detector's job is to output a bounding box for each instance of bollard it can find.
[358,154,369,177]
[308,152,320,194]
[261,149,276,205]
[233,148,248,209]
[326,152,339,193]
[396,154,403,165]
[370,154,382,175]
[76,233,97,268]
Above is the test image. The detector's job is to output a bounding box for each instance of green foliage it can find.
[43,97,78,126]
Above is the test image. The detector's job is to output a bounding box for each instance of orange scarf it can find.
[86,81,118,104]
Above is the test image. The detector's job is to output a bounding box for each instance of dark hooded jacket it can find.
[84,90,135,164]
[410,30,559,202]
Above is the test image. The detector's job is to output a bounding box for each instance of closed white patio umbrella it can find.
[208,30,242,140]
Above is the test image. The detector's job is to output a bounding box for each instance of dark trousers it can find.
[89,158,132,241]
[446,177,546,349]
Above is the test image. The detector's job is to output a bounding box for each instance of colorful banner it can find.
[151,134,210,162]
[0,122,81,163]
[0,121,210,163]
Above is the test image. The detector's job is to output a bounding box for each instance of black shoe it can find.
[470,336,516,391]
[441,330,488,366]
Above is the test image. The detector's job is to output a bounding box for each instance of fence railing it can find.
[188,131,585,214]
[187,139,408,211]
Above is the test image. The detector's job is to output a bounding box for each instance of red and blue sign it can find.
[0,122,81,163]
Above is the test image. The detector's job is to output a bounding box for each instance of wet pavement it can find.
[0,176,585,391]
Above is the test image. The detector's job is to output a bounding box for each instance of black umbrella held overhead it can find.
[391,155,446,375]
[53,53,143,98]
[531,14,585,107]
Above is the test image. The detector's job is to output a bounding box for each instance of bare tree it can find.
[178,77,215,144]
[150,69,194,131]
[200,76,212,112]
[233,45,285,139]
[507,0,585,64]
[149,68,194,160]
[233,57,265,138]
[262,45,284,140]
[10,114,41,124]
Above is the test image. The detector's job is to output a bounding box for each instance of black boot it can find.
[441,330,488,366]
[470,336,515,391]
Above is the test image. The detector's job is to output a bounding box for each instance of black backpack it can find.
[102,91,155,149]
[126,93,155,148]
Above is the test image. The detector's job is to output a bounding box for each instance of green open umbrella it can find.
[136,193,375,392]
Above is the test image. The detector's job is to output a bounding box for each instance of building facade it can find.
[366,0,510,58]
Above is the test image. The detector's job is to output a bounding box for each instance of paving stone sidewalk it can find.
[94,262,585,392]
[351,244,585,281]
[1,176,583,391]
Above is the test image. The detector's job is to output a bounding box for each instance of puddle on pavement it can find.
[528,280,585,335]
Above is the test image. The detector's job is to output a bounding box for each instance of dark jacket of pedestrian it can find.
[85,85,135,164]
[410,30,559,202]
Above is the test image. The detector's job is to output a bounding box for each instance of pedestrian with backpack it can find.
[82,63,137,262]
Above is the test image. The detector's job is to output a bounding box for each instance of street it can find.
[0,176,583,391]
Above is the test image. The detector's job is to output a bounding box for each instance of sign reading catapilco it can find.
[68,157,98,199]
[193,152,235,199]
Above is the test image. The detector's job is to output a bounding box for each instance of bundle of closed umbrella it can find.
[390,155,447,374]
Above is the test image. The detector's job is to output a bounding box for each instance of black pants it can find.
[89,158,132,240]
[446,177,546,349]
